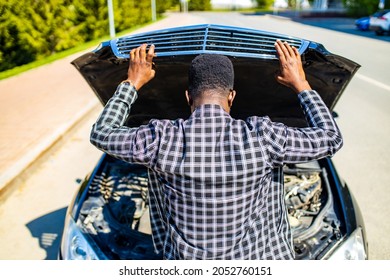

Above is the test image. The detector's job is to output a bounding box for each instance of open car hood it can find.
[72,24,360,127]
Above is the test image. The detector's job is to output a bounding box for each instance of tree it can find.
[0,1,37,71]
[188,0,212,11]
[254,0,274,8]
[157,0,180,13]
[344,0,390,16]
[22,0,86,56]
[0,0,176,73]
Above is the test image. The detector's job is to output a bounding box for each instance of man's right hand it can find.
[274,40,311,94]
[125,44,156,91]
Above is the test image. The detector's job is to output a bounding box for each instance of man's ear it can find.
[185,90,193,106]
[228,90,236,107]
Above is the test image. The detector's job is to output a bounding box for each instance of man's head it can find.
[188,53,234,97]
[186,54,236,112]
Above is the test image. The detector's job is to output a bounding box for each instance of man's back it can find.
[147,103,293,259]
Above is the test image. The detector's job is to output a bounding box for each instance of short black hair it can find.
[188,54,234,98]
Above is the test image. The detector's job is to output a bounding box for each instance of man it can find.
[90,41,343,260]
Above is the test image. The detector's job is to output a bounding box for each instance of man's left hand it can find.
[274,40,311,94]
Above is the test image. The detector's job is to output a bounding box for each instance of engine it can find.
[77,158,341,259]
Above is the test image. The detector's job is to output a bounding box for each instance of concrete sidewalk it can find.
[0,12,208,197]
[0,52,100,196]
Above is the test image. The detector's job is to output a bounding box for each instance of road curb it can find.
[0,99,100,198]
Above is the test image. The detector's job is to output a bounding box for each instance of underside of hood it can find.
[72,24,360,127]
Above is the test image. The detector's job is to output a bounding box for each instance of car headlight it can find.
[60,216,103,260]
[328,227,367,260]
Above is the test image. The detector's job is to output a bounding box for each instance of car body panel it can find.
[72,24,359,128]
[355,16,370,31]
[59,24,367,260]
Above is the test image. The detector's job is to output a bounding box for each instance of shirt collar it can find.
[191,104,231,119]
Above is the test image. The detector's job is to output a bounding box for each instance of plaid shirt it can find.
[90,82,343,260]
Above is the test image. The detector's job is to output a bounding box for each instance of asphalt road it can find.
[0,11,389,260]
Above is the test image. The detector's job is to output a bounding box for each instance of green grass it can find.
[0,20,160,81]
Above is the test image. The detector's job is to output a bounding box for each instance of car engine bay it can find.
[77,157,342,260]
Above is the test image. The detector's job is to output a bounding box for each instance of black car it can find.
[59,24,367,260]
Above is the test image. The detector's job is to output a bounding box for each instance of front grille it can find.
[112,24,307,59]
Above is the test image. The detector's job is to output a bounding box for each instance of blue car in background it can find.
[355,16,370,31]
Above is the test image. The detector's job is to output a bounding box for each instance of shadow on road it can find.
[26,207,67,260]
[243,11,390,43]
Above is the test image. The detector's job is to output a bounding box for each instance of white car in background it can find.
[369,9,390,35]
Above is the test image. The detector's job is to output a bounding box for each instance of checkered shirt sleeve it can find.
[90,82,159,166]
[90,83,343,260]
